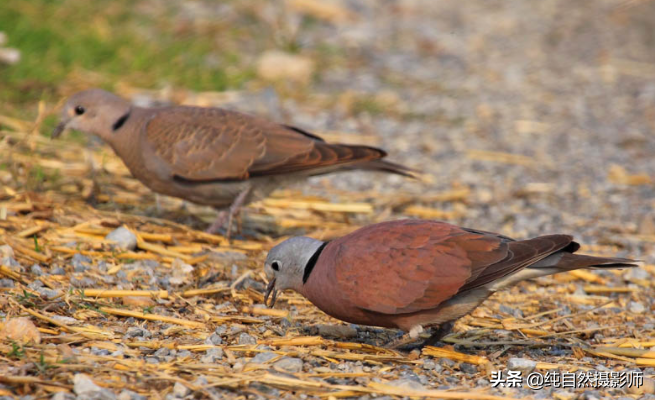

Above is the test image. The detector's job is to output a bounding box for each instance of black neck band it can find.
[303,242,328,284]
[112,111,131,131]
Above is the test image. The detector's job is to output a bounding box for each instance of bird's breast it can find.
[300,261,400,329]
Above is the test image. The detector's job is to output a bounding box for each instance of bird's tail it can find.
[347,159,419,178]
[554,252,639,270]
[493,251,638,290]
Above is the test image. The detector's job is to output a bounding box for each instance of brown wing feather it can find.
[144,106,386,181]
[249,141,386,177]
[330,220,508,315]
[457,234,574,293]
[331,220,576,316]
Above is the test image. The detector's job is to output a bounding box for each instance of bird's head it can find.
[52,89,132,143]
[264,236,326,307]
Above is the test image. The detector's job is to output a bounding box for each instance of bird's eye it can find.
[74,106,85,115]
[271,261,280,271]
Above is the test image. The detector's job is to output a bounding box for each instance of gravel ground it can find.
[1,0,654,399]
[189,0,655,260]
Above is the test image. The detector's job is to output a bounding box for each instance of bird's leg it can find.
[225,187,251,239]
[206,210,229,235]
[205,186,251,239]
[421,320,455,348]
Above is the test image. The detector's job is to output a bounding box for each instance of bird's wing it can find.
[331,220,573,315]
[143,106,386,182]
[456,234,573,293]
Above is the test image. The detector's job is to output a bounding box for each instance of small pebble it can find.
[439,358,456,367]
[91,348,110,356]
[105,226,138,251]
[0,48,20,65]
[398,370,422,383]
[36,287,60,300]
[1,256,21,271]
[251,352,277,364]
[204,348,224,361]
[0,279,15,288]
[172,382,191,397]
[193,376,208,386]
[232,361,244,371]
[97,260,109,272]
[249,383,280,397]
[507,357,537,374]
[71,253,92,272]
[237,332,256,345]
[124,327,151,339]
[499,304,523,318]
[422,359,436,370]
[200,354,216,363]
[70,276,96,287]
[52,315,78,325]
[28,280,43,289]
[204,333,223,345]
[30,264,43,276]
[229,325,245,335]
[625,268,650,280]
[459,363,477,374]
[273,357,304,373]
[73,373,115,399]
[51,267,66,275]
[0,245,14,259]
[153,348,170,357]
[239,277,264,291]
[628,301,645,314]
[177,350,192,358]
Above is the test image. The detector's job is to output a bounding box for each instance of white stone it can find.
[73,373,103,395]
[105,226,137,251]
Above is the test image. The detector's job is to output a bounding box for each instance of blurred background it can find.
[1,0,654,260]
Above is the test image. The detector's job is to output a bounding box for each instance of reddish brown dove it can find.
[264,219,637,346]
[52,89,413,234]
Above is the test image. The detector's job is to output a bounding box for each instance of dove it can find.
[52,89,414,235]
[264,219,637,347]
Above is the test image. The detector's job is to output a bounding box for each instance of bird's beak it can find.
[51,121,67,139]
[264,278,278,308]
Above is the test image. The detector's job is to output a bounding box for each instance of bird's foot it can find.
[385,325,424,350]
[386,322,456,351]
[205,187,251,240]
[420,320,455,348]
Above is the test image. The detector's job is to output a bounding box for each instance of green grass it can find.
[0,0,255,109]
[351,96,386,116]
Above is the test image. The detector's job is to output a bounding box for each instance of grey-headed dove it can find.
[52,89,414,234]
[264,219,638,346]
